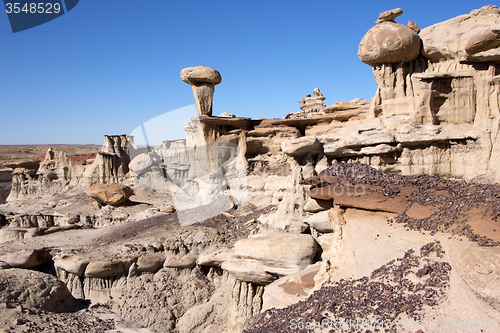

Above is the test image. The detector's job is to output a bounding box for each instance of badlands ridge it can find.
[1,6,500,333]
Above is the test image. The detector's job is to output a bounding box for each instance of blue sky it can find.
[0,1,496,144]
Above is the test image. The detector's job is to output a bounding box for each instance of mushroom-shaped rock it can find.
[358,22,421,66]
[84,183,134,206]
[376,8,403,23]
[181,66,222,117]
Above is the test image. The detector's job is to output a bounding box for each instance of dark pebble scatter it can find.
[244,241,450,333]
[309,162,500,247]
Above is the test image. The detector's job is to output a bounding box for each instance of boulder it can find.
[319,120,395,156]
[84,260,124,278]
[160,206,176,214]
[453,246,500,310]
[223,233,317,284]
[0,261,10,270]
[181,66,222,85]
[84,183,134,206]
[465,27,500,55]
[358,21,421,66]
[308,181,408,214]
[129,153,153,175]
[0,249,51,269]
[0,269,75,312]
[219,112,236,118]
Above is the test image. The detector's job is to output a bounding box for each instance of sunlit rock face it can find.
[358,21,421,66]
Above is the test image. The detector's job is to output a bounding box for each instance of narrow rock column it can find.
[180,66,222,116]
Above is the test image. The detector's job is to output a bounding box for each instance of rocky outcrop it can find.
[6,135,131,201]
[222,233,318,285]
[290,88,327,118]
[465,27,500,56]
[420,5,500,62]
[54,256,89,276]
[1,6,500,333]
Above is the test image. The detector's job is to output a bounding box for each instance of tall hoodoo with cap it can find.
[181,66,222,117]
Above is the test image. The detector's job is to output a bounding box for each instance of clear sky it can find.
[0,1,496,144]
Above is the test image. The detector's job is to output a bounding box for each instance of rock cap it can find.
[376,8,403,23]
[4,159,40,169]
[181,66,222,85]
[358,21,421,66]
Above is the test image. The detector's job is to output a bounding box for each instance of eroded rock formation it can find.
[1,5,500,333]
[181,66,222,116]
